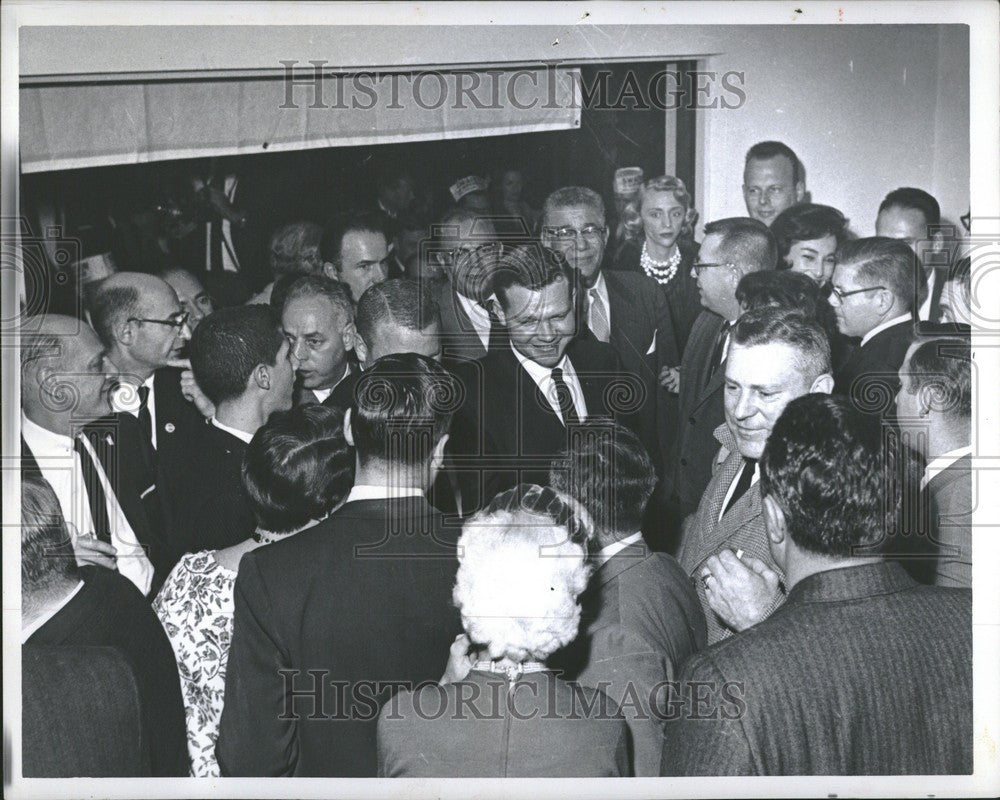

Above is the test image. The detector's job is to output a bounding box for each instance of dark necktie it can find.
[74,433,113,544]
[479,300,506,352]
[137,384,153,446]
[550,367,580,425]
[722,457,756,516]
[706,320,731,386]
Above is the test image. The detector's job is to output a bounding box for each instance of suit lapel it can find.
[603,272,641,355]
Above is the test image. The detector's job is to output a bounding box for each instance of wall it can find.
[696,25,970,235]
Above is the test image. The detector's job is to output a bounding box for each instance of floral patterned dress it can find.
[153,550,237,777]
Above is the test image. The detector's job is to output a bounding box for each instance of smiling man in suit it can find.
[665,394,972,775]
[677,306,833,644]
[450,243,630,510]
[541,186,674,477]
[670,217,776,521]
[20,314,158,596]
[218,354,461,777]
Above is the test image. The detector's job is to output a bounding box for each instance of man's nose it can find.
[292,340,308,361]
[734,391,757,419]
[179,322,192,341]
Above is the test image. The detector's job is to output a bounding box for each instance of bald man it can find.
[88,273,210,572]
[20,314,160,595]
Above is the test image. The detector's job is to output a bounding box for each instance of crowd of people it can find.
[19,140,974,778]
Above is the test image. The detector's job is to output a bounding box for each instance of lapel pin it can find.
[164,423,176,433]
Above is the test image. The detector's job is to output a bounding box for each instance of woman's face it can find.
[785,234,838,284]
[640,190,687,249]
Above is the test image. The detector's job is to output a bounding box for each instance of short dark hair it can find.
[730,306,832,379]
[280,274,354,324]
[905,337,971,419]
[350,353,457,468]
[355,279,440,347]
[87,281,141,348]
[242,404,354,534]
[770,203,849,261]
[835,237,917,311]
[21,475,78,594]
[702,217,778,273]
[878,187,941,228]
[542,186,606,226]
[269,221,323,277]
[549,423,656,539]
[492,243,576,312]
[745,141,802,185]
[320,211,387,267]
[737,269,820,311]
[189,305,285,405]
[761,394,889,557]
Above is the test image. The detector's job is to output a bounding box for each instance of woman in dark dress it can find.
[612,176,702,363]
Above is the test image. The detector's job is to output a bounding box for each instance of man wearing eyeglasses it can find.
[89,272,208,578]
[828,237,916,401]
[429,207,504,360]
[671,217,776,523]
[541,187,674,503]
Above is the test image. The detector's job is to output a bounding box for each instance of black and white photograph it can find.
[2,2,999,798]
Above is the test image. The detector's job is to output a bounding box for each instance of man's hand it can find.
[74,534,118,571]
[659,366,681,394]
[701,549,781,632]
[177,363,216,419]
[439,634,474,685]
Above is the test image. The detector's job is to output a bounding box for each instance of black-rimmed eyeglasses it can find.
[542,224,607,241]
[828,285,886,304]
[127,311,191,329]
[692,261,736,273]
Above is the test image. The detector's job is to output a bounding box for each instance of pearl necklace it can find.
[640,241,682,285]
[473,660,547,680]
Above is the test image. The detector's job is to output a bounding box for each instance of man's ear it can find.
[342,407,354,446]
[353,332,368,368]
[431,432,449,471]
[342,321,358,353]
[810,373,835,395]
[322,262,338,280]
[762,493,787,545]
[116,318,136,346]
[794,181,806,203]
[252,363,270,391]
[931,230,945,254]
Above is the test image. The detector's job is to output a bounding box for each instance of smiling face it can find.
[501,278,576,368]
[785,234,838,284]
[282,295,354,390]
[640,189,687,251]
[743,155,803,225]
[541,203,607,285]
[724,341,815,459]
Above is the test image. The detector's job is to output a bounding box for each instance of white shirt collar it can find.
[345,483,425,503]
[917,267,937,322]
[22,580,85,643]
[312,387,333,404]
[921,445,972,490]
[587,272,609,310]
[510,343,587,424]
[861,313,912,348]
[597,531,643,565]
[21,412,74,454]
[511,342,569,383]
[211,416,254,444]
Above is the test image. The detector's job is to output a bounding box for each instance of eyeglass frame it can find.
[541,224,608,241]
[692,261,737,274]
[444,241,504,266]
[126,310,191,330]
[828,285,887,303]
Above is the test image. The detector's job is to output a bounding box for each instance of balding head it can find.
[88,272,191,378]
[21,314,113,432]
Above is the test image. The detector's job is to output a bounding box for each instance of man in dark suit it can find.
[88,272,208,566]
[217,354,462,777]
[541,186,675,475]
[876,187,947,323]
[20,314,158,596]
[677,307,834,644]
[168,304,296,558]
[829,237,917,405]
[21,475,187,776]
[428,208,504,360]
[548,424,706,776]
[320,210,392,303]
[450,243,633,512]
[280,275,358,406]
[664,394,972,775]
[896,336,972,587]
[670,217,777,521]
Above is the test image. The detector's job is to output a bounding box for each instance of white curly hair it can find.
[453,508,591,663]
